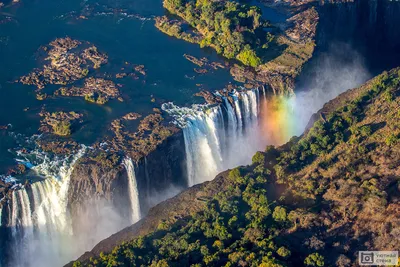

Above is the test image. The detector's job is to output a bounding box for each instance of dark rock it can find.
[54,77,121,104]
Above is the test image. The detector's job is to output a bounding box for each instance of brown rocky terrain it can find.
[20,37,108,97]
[35,139,81,154]
[39,110,83,136]
[54,77,123,104]
[67,155,130,233]
[105,113,181,163]
[183,54,226,76]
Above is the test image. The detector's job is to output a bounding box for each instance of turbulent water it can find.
[4,147,86,267]
[163,88,265,186]
[123,157,141,224]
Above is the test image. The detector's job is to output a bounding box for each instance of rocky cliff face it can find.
[135,129,187,212]
[316,0,400,74]
[67,129,187,233]
[67,161,130,231]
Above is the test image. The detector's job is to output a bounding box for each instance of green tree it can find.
[276,246,291,258]
[252,151,265,165]
[272,206,287,222]
[53,120,72,136]
[236,48,261,67]
[304,253,325,267]
[165,0,184,9]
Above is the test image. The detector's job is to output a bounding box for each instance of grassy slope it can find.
[72,68,400,266]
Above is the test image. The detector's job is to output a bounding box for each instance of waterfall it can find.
[19,189,33,236]
[242,92,251,124]
[163,88,265,186]
[262,85,267,102]
[30,179,70,235]
[11,190,19,236]
[248,90,258,120]
[224,97,238,142]
[183,108,223,186]
[123,157,141,224]
[6,146,86,267]
[233,97,243,137]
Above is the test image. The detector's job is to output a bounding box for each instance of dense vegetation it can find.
[156,0,274,67]
[73,69,400,266]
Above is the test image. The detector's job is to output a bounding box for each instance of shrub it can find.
[385,133,399,146]
[85,94,96,103]
[359,125,372,137]
[229,167,246,184]
[383,90,394,102]
[276,246,291,258]
[213,240,224,250]
[236,48,261,67]
[82,68,89,76]
[304,253,325,267]
[252,151,265,165]
[272,206,287,222]
[52,120,71,136]
[274,164,285,181]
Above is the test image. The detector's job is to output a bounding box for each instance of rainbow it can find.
[259,95,298,146]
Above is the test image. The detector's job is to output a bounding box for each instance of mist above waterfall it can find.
[290,43,370,136]
[260,43,371,145]
[70,199,129,255]
[146,185,184,209]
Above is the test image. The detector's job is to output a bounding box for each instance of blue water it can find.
[0,0,237,173]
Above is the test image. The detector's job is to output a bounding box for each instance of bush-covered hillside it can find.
[73,68,400,266]
[156,0,274,67]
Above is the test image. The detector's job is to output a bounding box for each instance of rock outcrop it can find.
[67,124,187,232]
[20,37,108,94]
[39,110,83,136]
[67,158,130,232]
[54,77,122,104]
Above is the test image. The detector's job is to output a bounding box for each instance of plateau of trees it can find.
[159,0,275,67]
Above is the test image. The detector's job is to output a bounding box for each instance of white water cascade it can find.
[7,146,86,267]
[163,88,265,186]
[123,157,141,224]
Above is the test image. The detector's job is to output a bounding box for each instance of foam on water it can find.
[163,88,265,186]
